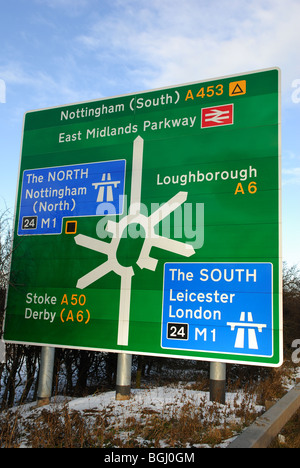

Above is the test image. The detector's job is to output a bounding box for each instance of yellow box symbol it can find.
[65,220,77,234]
[229,80,246,96]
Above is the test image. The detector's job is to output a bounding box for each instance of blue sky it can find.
[0,0,300,266]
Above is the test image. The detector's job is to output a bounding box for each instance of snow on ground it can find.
[6,383,264,448]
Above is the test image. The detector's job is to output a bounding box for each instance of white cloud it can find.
[76,0,300,93]
[34,0,90,14]
[3,0,300,108]
[282,167,300,185]
[0,61,97,110]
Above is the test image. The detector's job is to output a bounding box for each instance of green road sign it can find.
[4,68,282,366]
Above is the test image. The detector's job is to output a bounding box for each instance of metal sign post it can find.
[36,346,55,406]
[116,353,132,400]
[210,362,226,404]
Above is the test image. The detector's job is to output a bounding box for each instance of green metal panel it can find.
[3,68,282,366]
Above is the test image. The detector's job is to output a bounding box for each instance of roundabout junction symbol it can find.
[74,136,196,346]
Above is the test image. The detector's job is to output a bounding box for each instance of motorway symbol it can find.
[227,312,267,349]
[93,172,121,203]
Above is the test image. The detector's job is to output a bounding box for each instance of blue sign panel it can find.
[18,159,126,235]
[161,262,273,358]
